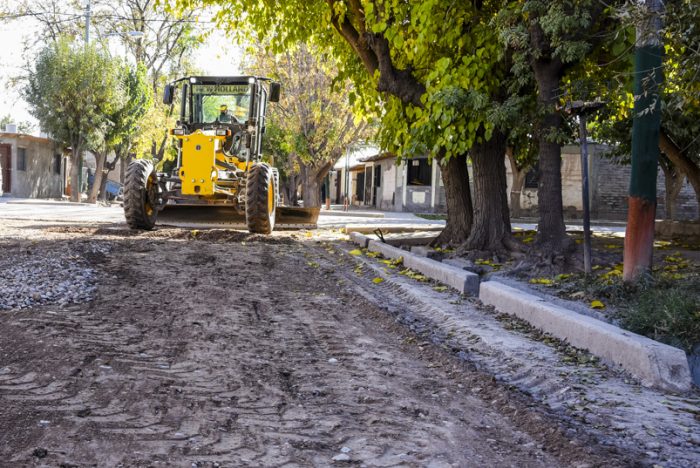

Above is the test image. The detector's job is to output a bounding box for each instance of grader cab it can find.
[123,76,318,233]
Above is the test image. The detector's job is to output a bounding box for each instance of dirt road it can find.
[0,222,636,467]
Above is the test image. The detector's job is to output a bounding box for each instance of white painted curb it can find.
[349,232,371,248]
[345,224,444,234]
[479,281,692,393]
[366,240,479,296]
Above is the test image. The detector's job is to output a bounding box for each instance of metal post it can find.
[579,115,592,274]
[564,99,604,274]
[344,147,350,211]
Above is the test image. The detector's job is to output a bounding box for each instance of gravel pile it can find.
[0,241,110,311]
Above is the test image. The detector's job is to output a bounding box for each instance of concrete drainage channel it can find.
[348,231,693,393]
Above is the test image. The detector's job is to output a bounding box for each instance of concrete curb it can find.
[345,224,444,234]
[321,210,385,218]
[365,240,479,296]
[349,232,371,248]
[6,199,97,207]
[410,245,441,259]
[479,281,692,393]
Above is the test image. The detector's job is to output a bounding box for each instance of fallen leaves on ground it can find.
[399,268,428,282]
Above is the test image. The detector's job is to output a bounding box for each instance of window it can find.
[191,83,251,124]
[54,154,62,175]
[17,148,27,171]
[524,163,538,189]
[407,158,431,186]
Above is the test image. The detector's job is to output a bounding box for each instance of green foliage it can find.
[620,279,700,353]
[589,1,700,173]
[105,62,153,155]
[173,0,510,163]
[23,37,123,155]
[250,43,370,203]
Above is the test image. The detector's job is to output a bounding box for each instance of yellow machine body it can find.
[176,130,227,196]
[174,130,252,198]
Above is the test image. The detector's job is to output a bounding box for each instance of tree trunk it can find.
[532,59,568,250]
[433,153,473,247]
[460,130,514,252]
[300,166,321,208]
[88,151,107,203]
[302,177,322,207]
[282,174,298,206]
[99,153,120,202]
[659,156,684,221]
[659,130,700,220]
[506,147,527,219]
[69,144,82,203]
[98,171,110,202]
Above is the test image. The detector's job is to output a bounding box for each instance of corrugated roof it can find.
[333,145,379,170]
[361,152,395,163]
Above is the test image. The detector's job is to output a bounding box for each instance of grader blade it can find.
[155,204,319,229]
[275,206,320,228]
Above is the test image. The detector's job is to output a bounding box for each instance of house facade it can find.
[0,130,65,198]
[506,143,699,221]
[330,148,447,213]
[334,143,698,221]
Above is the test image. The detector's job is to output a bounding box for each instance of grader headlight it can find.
[171,127,185,136]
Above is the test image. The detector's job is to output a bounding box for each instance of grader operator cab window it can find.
[191,84,251,125]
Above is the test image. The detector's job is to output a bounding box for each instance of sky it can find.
[0,1,243,135]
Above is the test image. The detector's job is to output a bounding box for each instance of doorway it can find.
[0,144,11,194]
[373,165,381,207]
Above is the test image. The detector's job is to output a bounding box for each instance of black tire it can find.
[245,163,276,234]
[123,159,158,230]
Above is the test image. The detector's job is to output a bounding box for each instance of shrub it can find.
[620,280,700,353]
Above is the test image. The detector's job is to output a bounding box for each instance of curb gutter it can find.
[347,232,693,393]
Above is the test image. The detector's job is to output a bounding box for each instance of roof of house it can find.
[361,152,395,163]
[333,145,379,170]
[0,132,56,145]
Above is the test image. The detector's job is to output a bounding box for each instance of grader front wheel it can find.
[245,163,276,234]
[124,159,158,230]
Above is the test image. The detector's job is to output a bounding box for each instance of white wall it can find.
[2,136,63,198]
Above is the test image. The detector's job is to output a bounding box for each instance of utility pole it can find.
[623,0,665,282]
[84,0,91,44]
[78,0,91,200]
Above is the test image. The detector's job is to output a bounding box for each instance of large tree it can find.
[496,0,614,251]
[88,62,152,202]
[252,44,370,207]
[176,0,514,251]
[24,38,122,202]
[9,0,202,163]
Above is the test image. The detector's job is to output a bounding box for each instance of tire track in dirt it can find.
[0,231,634,467]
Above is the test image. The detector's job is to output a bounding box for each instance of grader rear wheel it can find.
[245,163,276,234]
[123,159,158,230]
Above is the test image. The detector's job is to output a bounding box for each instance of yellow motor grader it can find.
[123,76,318,233]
